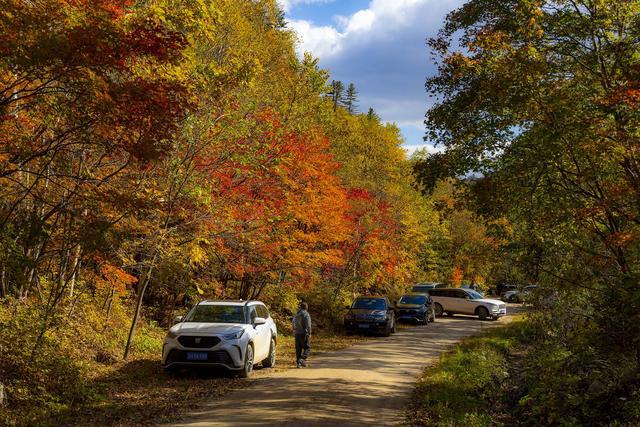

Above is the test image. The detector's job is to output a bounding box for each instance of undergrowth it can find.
[408,318,640,427]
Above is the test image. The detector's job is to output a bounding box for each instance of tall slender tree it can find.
[330,80,345,111]
[345,83,358,114]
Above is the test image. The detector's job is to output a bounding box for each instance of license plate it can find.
[186,352,208,361]
[358,324,370,328]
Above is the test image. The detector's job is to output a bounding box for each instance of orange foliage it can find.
[195,110,350,284]
[87,259,138,295]
[450,266,464,287]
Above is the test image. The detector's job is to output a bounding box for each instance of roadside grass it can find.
[407,320,534,427]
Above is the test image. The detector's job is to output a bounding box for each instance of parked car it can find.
[162,300,277,378]
[429,288,507,320]
[411,282,445,293]
[497,284,518,297]
[395,293,435,324]
[503,285,538,303]
[344,296,396,336]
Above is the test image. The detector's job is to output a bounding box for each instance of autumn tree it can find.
[366,107,380,122]
[424,179,498,287]
[0,0,190,360]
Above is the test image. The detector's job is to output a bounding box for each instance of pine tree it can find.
[367,107,380,122]
[345,83,358,114]
[330,80,344,111]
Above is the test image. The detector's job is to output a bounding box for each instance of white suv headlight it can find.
[221,330,245,340]
[490,305,500,312]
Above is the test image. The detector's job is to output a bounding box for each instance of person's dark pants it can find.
[295,333,311,362]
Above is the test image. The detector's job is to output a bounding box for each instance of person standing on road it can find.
[292,302,312,368]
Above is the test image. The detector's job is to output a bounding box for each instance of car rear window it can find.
[352,298,386,310]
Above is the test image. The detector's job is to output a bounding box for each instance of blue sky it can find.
[280,0,466,154]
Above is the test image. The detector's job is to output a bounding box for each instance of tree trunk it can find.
[0,268,6,298]
[68,244,82,298]
[104,288,115,331]
[123,254,156,360]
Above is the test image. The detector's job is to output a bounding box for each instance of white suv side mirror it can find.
[174,315,184,324]
[253,317,267,326]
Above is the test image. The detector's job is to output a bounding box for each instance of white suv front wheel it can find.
[262,338,276,368]
[240,344,254,378]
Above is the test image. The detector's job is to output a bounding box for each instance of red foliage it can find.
[0,0,191,162]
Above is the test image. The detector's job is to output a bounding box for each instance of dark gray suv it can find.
[344,296,396,336]
[395,293,436,324]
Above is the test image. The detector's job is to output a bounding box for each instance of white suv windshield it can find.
[185,305,246,323]
[467,290,483,300]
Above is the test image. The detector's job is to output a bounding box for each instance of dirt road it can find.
[172,308,520,427]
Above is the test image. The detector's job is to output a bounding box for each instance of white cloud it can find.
[286,0,465,148]
[291,0,454,57]
[404,143,443,156]
[343,9,375,33]
[288,20,343,58]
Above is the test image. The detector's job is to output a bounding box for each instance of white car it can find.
[162,300,277,377]
[428,288,507,320]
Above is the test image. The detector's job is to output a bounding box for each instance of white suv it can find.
[429,288,507,320]
[162,300,277,377]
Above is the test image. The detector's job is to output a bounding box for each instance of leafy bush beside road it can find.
[409,318,640,427]
[0,297,164,425]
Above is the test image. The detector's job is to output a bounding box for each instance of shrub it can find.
[0,295,165,426]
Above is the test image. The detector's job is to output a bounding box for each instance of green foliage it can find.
[0,300,89,425]
[411,313,640,427]
[518,304,640,425]
[416,1,640,423]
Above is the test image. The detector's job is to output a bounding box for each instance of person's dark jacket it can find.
[292,308,312,335]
